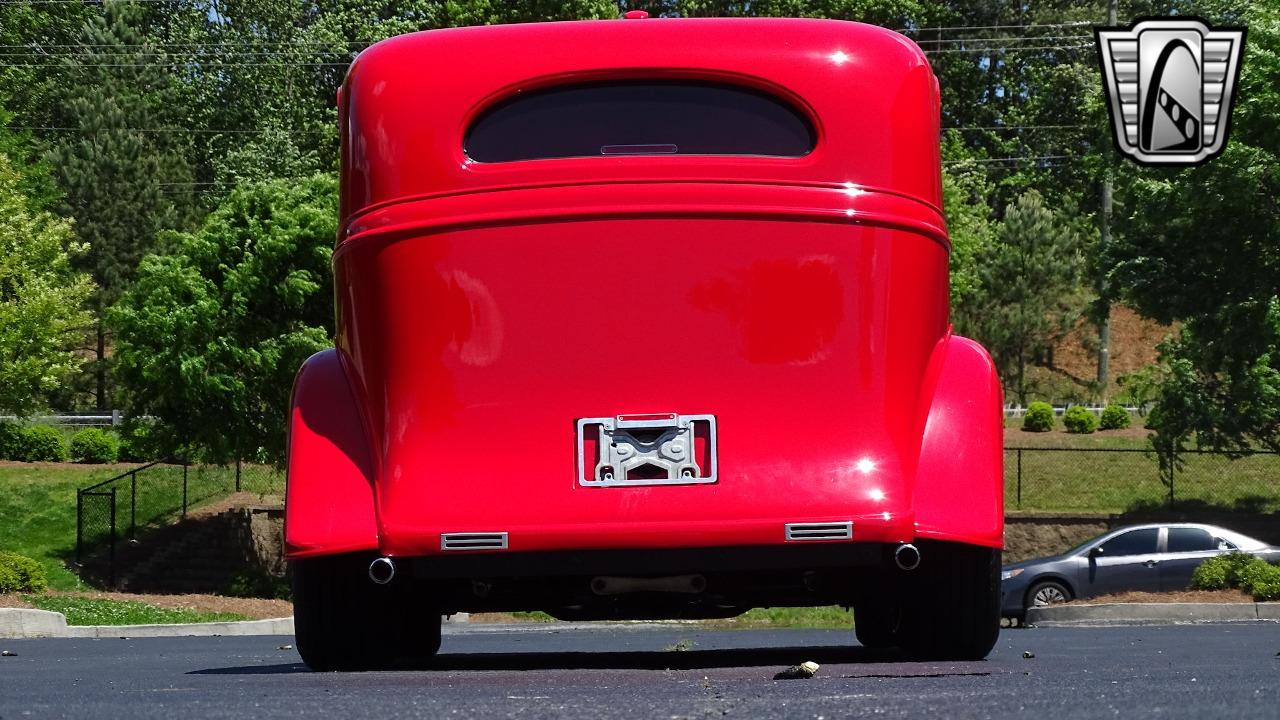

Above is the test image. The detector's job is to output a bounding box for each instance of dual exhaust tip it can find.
[369,545,920,584]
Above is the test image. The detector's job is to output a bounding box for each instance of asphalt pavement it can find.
[1,623,1278,719]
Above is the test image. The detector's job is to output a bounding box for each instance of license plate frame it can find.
[576,413,718,487]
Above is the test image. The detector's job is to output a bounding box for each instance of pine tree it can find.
[44,2,197,409]
[964,189,1088,404]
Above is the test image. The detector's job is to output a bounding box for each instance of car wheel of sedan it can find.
[895,541,1002,661]
[292,554,442,671]
[1026,580,1072,609]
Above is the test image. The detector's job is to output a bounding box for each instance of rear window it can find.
[465,81,816,162]
[1167,528,1216,553]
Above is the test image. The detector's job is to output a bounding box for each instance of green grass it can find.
[710,605,853,629]
[0,464,117,589]
[1006,447,1280,513]
[25,596,247,625]
[0,462,284,592]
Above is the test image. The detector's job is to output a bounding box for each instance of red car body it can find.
[286,16,1003,670]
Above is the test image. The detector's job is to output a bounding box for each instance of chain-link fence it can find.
[1006,447,1280,513]
[75,460,285,585]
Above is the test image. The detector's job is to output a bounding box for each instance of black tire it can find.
[292,555,442,671]
[1025,580,1072,612]
[854,600,900,649]
[895,542,1002,661]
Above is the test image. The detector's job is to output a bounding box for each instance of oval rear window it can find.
[465,81,815,162]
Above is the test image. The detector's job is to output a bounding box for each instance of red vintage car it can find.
[285,15,1004,670]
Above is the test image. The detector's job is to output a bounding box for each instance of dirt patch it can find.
[43,590,292,619]
[1004,425,1152,447]
[1067,589,1254,604]
[0,594,35,609]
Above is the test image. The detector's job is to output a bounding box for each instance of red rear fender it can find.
[912,335,1004,548]
[284,349,379,559]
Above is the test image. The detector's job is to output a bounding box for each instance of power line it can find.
[0,61,352,67]
[924,43,1093,54]
[943,154,1072,165]
[900,21,1094,33]
[914,34,1091,45]
[8,125,330,134]
[942,124,1088,131]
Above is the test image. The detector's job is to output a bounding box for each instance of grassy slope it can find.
[0,463,122,590]
[1002,426,1280,513]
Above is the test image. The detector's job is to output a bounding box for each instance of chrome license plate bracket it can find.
[577,413,717,487]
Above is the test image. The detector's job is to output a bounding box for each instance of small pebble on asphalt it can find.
[278,645,293,651]
[774,661,820,680]
[1023,651,1036,659]
[2,650,16,657]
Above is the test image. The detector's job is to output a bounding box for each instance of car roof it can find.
[1083,523,1268,550]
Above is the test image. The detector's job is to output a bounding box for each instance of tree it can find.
[44,2,198,409]
[941,131,997,314]
[1108,0,1280,454]
[110,175,338,464]
[0,153,94,416]
[964,189,1088,403]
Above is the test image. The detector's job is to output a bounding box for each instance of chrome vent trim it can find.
[441,532,509,551]
[785,522,853,541]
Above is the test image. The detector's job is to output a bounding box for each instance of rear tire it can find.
[292,554,442,671]
[895,542,1001,660]
[854,599,900,649]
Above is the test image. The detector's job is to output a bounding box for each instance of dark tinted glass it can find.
[1167,528,1216,553]
[1099,528,1159,556]
[465,81,815,162]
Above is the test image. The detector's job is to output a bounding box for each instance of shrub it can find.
[1192,552,1260,590]
[1238,560,1280,601]
[1099,404,1132,430]
[0,421,22,460]
[117,417,164,462]
[1063,406,1099,434]
[69,427,120,463]
[1022,402,1055,432]
[14,424,67,462]
[1192,552,1280,600]
[0,551,49,593]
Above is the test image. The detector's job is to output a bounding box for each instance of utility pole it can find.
[1097,0,1117,397]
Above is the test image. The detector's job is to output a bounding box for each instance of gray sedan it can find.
[1000,523,1280,620]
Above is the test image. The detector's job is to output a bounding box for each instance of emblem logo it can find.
[1095,18,1245,166]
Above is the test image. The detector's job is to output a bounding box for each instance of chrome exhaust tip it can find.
[368,557,396,585]
[894,543,921,571]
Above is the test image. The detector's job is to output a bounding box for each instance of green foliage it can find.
[111,175,338,464]
[0,153,94,416]
[0,550,49,593]
[1062,405,1098,434]
[1099,404,1131,430]
[226,570,291,600]
[116,416,163,463]
[25,595,247,625]
[14,424,68,462]
[1022,402,1055,432]
[68,427,119,464]
[0,421,22,460]
[942,132,997,313]
[1108,1,1280,458]
[1116,366,1162,412]
[1192,552,1280,601]
[964,190,1088,404]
